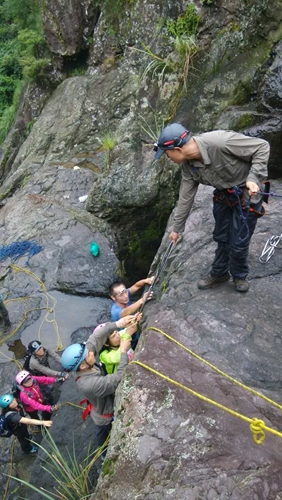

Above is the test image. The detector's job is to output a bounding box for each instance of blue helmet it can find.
[61,343,86,372]
[0,394,14,409]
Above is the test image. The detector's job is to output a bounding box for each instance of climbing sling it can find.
[140,240,175,313]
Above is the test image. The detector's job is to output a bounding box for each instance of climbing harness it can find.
[230,186,250,243]
[213,186,250,243]
[131,327,282,444]
[79,398,114,421]
[259,234,282,263]
[140,240,175,313]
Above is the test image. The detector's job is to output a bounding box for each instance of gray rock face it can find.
[40,0,100,55]
[1,0,282,498]
[95,183,282,499]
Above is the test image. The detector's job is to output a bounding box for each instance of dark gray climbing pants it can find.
[211,189,263,279]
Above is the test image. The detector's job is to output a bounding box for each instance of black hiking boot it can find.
[198,273,229,290]
[233,278,249,293]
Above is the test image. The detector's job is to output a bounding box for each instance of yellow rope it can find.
[0,351,23,369]
[131,360,282,444]
[7,264,63,350]
[146,327,282,413]
[60,401,83,410]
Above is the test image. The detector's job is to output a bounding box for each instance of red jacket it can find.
[19,375,56,413]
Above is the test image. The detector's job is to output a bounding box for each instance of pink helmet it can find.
[16,370,31,385]
[93,323,106,334]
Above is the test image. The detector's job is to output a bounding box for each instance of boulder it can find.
[95,182,282,499]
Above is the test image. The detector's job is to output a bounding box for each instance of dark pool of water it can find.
[0,291,111,363]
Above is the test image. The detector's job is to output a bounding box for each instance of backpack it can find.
[11,381,32,400]
[23,349,32,371]
[0,412,14,437]
[23,348,49,375]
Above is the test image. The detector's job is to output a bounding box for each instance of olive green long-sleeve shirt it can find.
[172,130,270,234]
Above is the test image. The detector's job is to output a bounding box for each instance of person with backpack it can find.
[25,340,67,378]
[61,315,134,449]
[0,393,52,455]
[15,370,65,420]
[24,340,69,405]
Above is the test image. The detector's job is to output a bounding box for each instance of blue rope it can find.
[0,240,44,265]
[256,191,282,198]
[232,186,250,243]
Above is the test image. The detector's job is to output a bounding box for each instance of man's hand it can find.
[246,181,259,196]
[120,338,131,353]
[169,231,179,244]
[135,312,142,323]
[125,322,138,337]
[142,291,153,304]
[144,275,155,285]
[116,315,135,329]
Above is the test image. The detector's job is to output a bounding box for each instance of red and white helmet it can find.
[93,323,106,334]
[16,370,31,385]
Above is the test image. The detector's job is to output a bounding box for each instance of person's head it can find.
[0,394,18,410]
[61,343,95,372]
[28,340,44,357]
[154,123,191,164]
[105,330,120,348]
[109,281,129,305]
[16,370,34,387]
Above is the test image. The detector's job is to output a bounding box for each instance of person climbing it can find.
[109,277,154,321]
[0,294,11,334]
[99,313,142,374]
[60,315,134,449]
[15,370,64,421]
[0,393,52,455]
[109,278,153,349]
[154,123,270,292]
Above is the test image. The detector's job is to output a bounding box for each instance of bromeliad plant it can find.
[133,4,200,90]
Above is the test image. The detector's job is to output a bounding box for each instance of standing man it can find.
[154,123,269,292]
[61,315,134,449]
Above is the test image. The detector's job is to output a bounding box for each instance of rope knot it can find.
[250,418,265,444]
